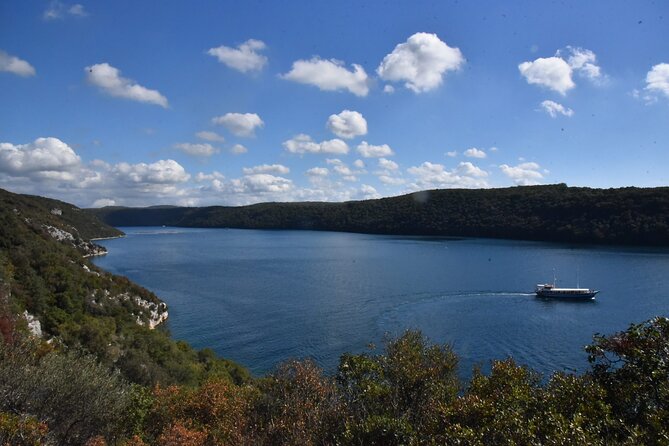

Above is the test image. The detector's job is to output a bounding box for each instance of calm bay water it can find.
[93,228,669,377]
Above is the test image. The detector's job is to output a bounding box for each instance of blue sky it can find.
[1,0,668,207]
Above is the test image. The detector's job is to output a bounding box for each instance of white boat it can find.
[536,270,599,299]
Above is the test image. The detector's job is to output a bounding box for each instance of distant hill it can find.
[0,187,248,386]
[89,184,669,246]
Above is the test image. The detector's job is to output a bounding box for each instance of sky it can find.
[1,0,668,208]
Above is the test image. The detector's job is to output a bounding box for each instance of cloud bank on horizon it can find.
[0,1,667,207]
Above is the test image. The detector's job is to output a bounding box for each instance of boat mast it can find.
[553,268,557,287]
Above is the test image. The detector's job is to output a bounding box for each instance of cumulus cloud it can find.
[455,161,488,177]
[643,63,669,101]
[357,141,394,158]
[195,171,225,182]
[378,158,399,171]
[377,32,464,93]
[463,147,486,158]
[326,158,357,181]
[407,161,489,189]
[540,100,574,117]
[306,167,329,177]
[446,151,457,157]
[207,39,268,73]
[85,63,168,108]
[212,113,264,137]
[559,46,604,82]
[280,57,370,96]
[92,198,116,208]
[0,50,36,77]
[196,131,225,142]
[0,137,81,176]
[229,174,293,194]
[518,57,574,95]
[326,110,368,139]
[499,162,545,185]
[43,1,87,20]
[242,164,290,175]
[113,159,190,184]
[174,142,219,157]
[383,85,395,94]
[230,144,248,154]
[283,134,349,155]
[519,47,604,95]
[360,184,380,199]
[353,159,365,169]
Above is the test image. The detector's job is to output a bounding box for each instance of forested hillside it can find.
[0,188,248,387]
[91,184,669,246]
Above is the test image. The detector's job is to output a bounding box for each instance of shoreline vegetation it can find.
[1,186,669,444]
[89,184,669,247]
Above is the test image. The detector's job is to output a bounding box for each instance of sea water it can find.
[93,227,669,377]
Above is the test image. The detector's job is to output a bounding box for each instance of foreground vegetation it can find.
[90,184,669,246]
[2,317,668,445]
[2,187,669,444]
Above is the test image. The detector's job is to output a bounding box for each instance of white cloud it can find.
[92,198,115,208]
[519,47,604,95]
[463,147,486,158]
[644,63,669,100]
[326,110,368,139]
[489,147,499,152]
[195,171,225,182]
[85,63,168,108]
[230,144,248,154]
[113,159,190,184]
[357,141,394,158]
[378,158,399,171]
[174,142,219,157]
[306,167,329,177]
[283,134,349,155]
[243,164,290,175]
[207,39,268,73]
[446,151,457,157]
[353,159,365,169]
[559,46,603,82]
[196,131,225,142]
[360,184,380,199]
[377,32,464,93]
[540,100,574,118]
[407,161,489,189]
[212,112,264,137]
[518,57,574,95]
[230,174,293,194]
[499,162,545,185]
[280,57,370,96]
[455,161,488,178]
[378,175,406,185]
[0,137,81,176]
[0,50,36,77]
[43,1,87,20]
[383,85,395,94]
[326,158,357,181]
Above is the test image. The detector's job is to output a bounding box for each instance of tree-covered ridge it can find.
[0,188,123,241]
[0,188,249,388]
[90,184,669,246]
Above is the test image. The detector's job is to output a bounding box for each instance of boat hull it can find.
[536,290,599,299]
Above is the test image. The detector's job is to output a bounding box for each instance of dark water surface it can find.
[93,228,669,377]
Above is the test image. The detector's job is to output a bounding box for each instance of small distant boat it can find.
[536,269,599,299]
